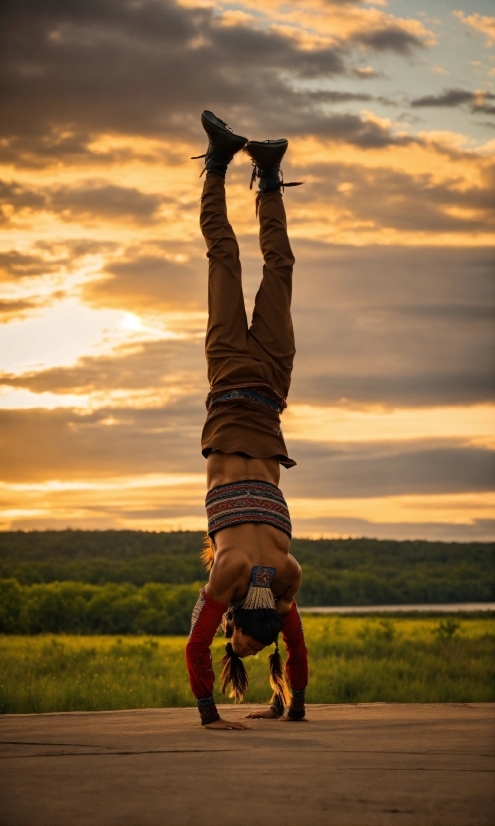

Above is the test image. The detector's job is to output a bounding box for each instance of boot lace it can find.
[250,162,304,214]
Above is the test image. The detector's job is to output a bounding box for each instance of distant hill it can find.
[0,530,493,606]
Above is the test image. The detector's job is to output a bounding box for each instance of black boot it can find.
[244,139,303,196]
[191,111,248,178]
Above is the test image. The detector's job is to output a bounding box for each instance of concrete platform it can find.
[1,704,494,826]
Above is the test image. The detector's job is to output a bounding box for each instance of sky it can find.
[0,0,494,540]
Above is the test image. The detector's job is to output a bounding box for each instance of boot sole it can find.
[244,139,288,170]
[201,111,248,157]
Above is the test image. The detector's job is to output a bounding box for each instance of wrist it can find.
[288,687,306,720]
[198,696,221,726]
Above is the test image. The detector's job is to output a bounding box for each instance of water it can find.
[299,603,495,614]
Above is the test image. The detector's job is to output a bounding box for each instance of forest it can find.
[0,530,493,634]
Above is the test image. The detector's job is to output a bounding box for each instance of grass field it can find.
[1,615,494,714]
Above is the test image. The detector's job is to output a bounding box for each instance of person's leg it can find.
[248,190,295,400]
[201,173,249,389]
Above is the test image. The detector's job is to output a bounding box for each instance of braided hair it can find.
[220,607,290,710]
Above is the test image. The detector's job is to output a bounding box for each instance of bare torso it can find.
[205,452,301,611]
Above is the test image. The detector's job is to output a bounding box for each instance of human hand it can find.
[245,708,278,719]
[204,717,250,730]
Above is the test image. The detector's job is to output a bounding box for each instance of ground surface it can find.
[0,704,493,826]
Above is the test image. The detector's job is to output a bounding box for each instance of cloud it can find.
[0,0,431,167]
[295,160,495,234]
[0,299,39,322]
[290,516,495,542]
[285,243,495,407]
[85,253,205,311]
[0,0,491,539]
[0,179,167,224]
[0,338,206,396]
[453,11,495,47]
[412,88,495,116]
[353,25,425,55]
[1,403,493,505]
[283,111,411,146]
[0,181,44,220]
[0,404,204,482]
[0,249,65,279]
[3,242,493,409]
[49,181,165,222]
[283,440,495,499]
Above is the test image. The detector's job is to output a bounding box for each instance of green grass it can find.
[1,615,494,714]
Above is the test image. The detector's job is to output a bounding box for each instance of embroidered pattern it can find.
[295,602,304,631]
[292,688,306,702]
[189,588,206,636]
[206,388,286,420]
[197,695,220,726]
[206,480,292,539]
[251,566,276,588]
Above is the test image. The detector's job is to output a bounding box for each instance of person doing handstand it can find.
[185,111,308,730]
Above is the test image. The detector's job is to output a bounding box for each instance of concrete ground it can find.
[0,704,493,826]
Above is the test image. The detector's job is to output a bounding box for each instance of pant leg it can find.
[201,174,249,388]
[248,191,296,400]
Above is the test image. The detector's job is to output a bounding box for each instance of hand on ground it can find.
[204,718,250,730]
[245,708,278,719]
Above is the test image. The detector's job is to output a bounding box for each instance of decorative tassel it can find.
[242,584,276,611]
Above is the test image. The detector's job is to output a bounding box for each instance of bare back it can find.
[205,452,300,610]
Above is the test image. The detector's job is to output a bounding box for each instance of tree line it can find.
[0,530,492,634]
[0,579,200,635]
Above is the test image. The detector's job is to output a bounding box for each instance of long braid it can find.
[268,637,291,713]
[220,642,249,702]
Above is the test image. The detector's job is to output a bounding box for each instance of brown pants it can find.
[200,173,296,467]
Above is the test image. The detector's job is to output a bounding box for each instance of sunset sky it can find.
[1,0,494,540]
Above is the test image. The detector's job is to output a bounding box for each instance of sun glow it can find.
[1,0,493,539]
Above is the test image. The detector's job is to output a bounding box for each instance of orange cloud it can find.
[454,11,495,46]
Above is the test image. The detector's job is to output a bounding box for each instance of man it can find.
[185,112,308,730]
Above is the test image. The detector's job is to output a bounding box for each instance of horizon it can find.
[1,0,494,542]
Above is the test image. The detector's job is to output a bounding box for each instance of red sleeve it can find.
[281,600,308,692]
[185,588,228,724]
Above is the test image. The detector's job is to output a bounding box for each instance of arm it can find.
[275,561,301,617]
[274,563,308,717]
[282,600,308,708]
[280,600,308,719]
[185,588,249,730]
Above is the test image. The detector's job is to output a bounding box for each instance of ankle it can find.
[258,168,282,192]
[205,148,231,178]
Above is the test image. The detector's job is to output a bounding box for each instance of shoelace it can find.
[250,163,304,214]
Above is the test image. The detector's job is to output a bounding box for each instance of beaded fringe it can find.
[241,584,276,611]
